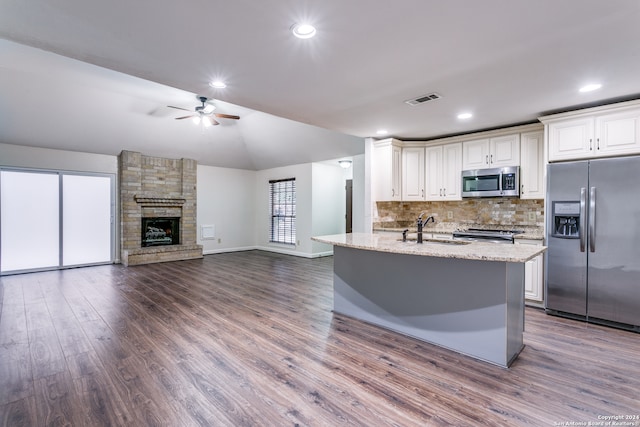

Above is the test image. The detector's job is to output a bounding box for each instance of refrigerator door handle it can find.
[589,186,596,252]
[580,187,587,252]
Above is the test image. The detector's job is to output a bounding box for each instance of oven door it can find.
[461,169,502,197]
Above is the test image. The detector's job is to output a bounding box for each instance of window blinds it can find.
[269,178,296,245]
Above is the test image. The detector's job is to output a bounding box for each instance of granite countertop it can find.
[372,224,545,241]
[312,233,546,263]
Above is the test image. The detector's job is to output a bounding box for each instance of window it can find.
[269,178,296,245]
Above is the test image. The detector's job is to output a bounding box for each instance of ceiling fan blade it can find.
[175,115,195,120]
[210,117,220,126]
[167,105,192,112]
[214,113,240,120]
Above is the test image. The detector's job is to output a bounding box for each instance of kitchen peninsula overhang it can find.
[312,233,545,263]
[312,232,547,368]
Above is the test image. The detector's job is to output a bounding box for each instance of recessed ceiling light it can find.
[579,83,602,93]
[457,112,473,120]
[376,129,388,135]
[209,81,227,89]
[291,23,316,39]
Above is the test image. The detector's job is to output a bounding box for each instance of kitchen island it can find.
[312,233,546,367]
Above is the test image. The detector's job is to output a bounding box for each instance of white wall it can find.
[197,165,256,254]
[0,142,117,173]
[254,163,312,256]
[1,142,368,261]
[351,153,367,233]
[311,162,348,255]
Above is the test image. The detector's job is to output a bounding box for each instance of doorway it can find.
[345,179,352,233]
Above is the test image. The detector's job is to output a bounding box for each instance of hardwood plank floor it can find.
[1,250,639,426]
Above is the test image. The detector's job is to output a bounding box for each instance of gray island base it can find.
[330,243,528,368]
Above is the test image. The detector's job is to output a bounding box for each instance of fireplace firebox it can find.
[141,217,180,247]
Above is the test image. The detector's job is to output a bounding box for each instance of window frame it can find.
[268,178,296,245]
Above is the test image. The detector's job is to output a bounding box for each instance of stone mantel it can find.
[134,194,187,206]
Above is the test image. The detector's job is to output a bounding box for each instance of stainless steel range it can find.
[453,228,524,244]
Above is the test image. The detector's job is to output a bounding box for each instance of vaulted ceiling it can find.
[1,1,639,170]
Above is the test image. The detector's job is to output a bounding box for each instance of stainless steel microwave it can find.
[461,166,519,198]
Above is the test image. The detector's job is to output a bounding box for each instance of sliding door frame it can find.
[0,167,116,275]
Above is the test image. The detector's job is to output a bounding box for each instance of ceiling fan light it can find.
[192,116,201,125]
[203,117,212,128]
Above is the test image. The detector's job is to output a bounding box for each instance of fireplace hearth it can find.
[142,217,179,247]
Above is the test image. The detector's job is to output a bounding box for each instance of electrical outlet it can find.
[447,211,453,219]
[218,238,222,243]
[297,240,300,246]
[528,212,536,221]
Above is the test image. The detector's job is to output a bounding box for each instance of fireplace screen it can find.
[141,217,180,247]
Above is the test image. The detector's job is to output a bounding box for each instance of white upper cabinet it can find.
[462,134,520,170]
[402,147,425,201]
[520,131,545,199]
[542,100,640,162]
[596,109,640,156]
[547,117,595,161]
[372,139,402,201]
[425,143,462,201]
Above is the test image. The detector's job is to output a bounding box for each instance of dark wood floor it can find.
[1,251,639,426]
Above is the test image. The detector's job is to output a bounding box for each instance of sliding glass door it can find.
[1,169,114,274]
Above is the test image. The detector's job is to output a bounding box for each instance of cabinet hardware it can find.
[392,189,395,197]
[597,138,600,150]
[439,189,443,197]
[589,138,593,150]
[485,155,489,165]
[443,188,446,196]
[490,154,494,164]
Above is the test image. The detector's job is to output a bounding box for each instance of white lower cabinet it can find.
[516,239,544,304]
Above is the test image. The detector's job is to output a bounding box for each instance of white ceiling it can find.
[1,0,640,170]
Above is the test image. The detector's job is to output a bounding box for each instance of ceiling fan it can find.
[168,96,240,126]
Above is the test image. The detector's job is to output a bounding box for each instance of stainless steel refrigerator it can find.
[546,156,640,330]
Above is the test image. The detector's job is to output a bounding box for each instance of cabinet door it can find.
[490,134,520,167]
[372,141,402,201]
[391,145,402,200]
[462,139,490,170]
[595,109,640,157]
[548,117,594,161]
[442,143,462,200]
[425,146,443,200]
[520,131,544,199]
[517,240,544,303]
[402,147,425,200]
[524,253,544,302]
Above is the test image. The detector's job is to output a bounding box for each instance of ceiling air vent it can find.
[404,92,442,106]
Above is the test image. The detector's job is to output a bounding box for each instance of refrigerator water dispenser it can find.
[552,201,580,238]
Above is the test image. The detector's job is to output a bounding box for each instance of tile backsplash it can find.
[374,199,544,229]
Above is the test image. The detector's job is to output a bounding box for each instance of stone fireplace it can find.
[119,150,203,266]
